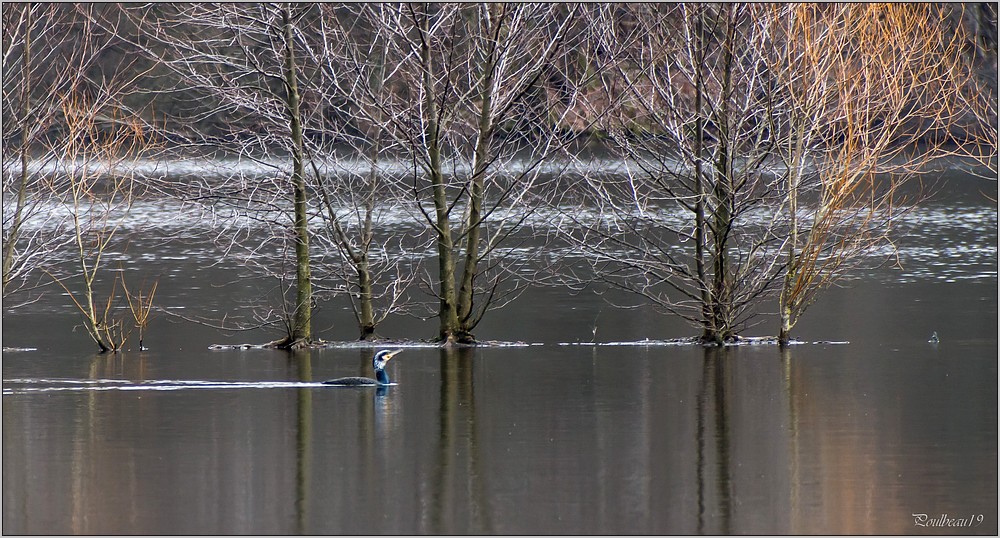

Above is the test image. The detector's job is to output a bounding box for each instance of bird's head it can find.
[373,349,403,371]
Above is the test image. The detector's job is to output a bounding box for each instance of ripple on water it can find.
[2,378,331,395]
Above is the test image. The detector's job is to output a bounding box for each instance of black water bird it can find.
[321,349,403,386]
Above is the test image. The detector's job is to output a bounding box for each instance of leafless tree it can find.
[563,4,784,344]
[120,3,435,344]
[560,3,994,346]
[4,5,159,311]
[46,96,150,352]
[3,5,163,352]
[327,3,591,344]
[117,3,321,346]
[295,5,426,340]
[765,3,996,345]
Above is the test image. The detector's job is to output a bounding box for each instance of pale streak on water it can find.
[2,378,332,394]
[7,175,997,283]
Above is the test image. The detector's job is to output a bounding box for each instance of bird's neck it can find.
[375,368,390,385]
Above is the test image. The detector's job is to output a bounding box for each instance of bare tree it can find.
[3,5,164,352]
[560,3,994,346]
[766,3,995,345]
[4,5,161,313]
[296,5,425,340]
[565,4,783,344]
[120,3,435,344]
[121,3,325,347]
[46,96,150,353]
[329,3,589,344]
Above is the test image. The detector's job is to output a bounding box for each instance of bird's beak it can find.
[384,349,403,361]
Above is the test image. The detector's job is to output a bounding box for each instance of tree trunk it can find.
[356,253,375,339]
[692,6,716,345]
[709,152,733,342]
[82,270,111,353]
[71,185,111,354]
[355,35,386,341]
[778,310,793,348]
[456,7,500,340]
[418,9,461,343]
[432,161,460,343]
[709,170,732,343]
[283,4,312,345]
[707,4,737,344]
[778,203,798,348]
[779,100,807,347]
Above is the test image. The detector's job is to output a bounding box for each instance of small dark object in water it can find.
[322,349,402,386]
[928,332,940,344]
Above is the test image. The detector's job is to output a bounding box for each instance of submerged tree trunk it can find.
[417,10,462,344]
[692,7,714,345]
[778,306,794,347]
[710,7,736,344]
[709,167,732,344]
[777,229,798,348]
[283,4,312,346]
[702,4,738,345]
[354,44,384,341]
[778,127,803,348]
[356,251,375,339]
[456,5,500,341]
[432,157,460,343]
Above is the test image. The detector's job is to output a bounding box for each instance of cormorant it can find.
[321,349,402,386]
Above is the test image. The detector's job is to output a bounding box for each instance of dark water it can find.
[3,168,997,534]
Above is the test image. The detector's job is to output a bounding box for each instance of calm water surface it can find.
[2,169,997,534]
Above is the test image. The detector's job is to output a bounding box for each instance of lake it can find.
[2,165,997,534]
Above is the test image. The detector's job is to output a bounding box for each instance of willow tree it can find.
[767,3,994,346]
[330,3,587,344]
